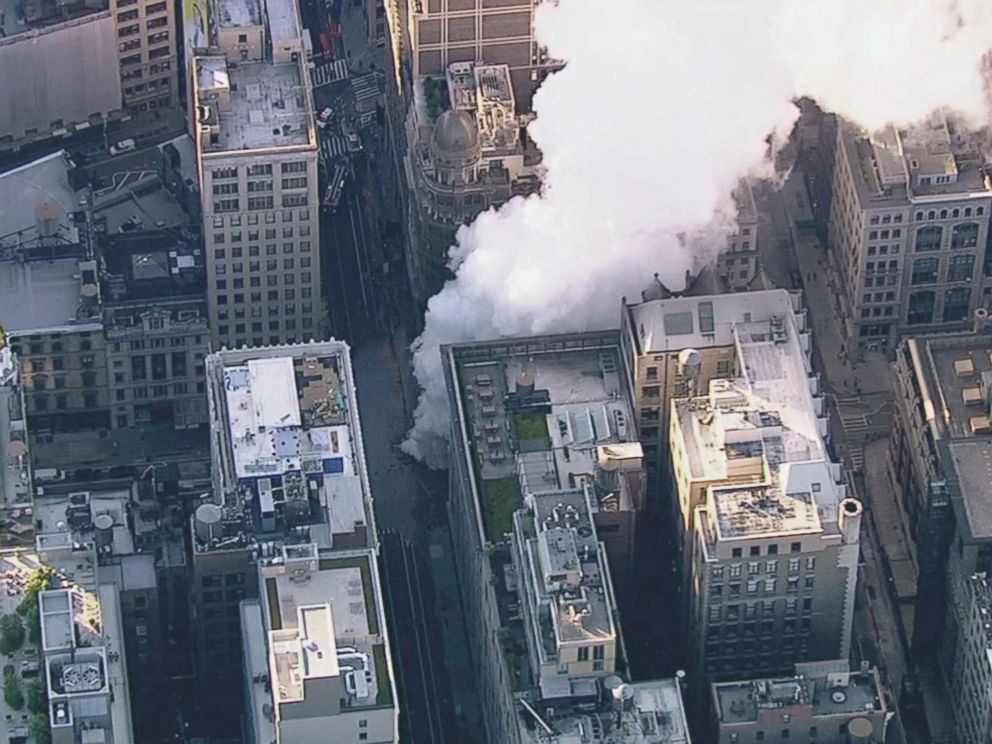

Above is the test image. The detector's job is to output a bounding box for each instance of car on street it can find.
[109,138,136,156]
[317,107,334,129]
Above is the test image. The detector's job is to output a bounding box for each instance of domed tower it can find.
[430,110,482,188]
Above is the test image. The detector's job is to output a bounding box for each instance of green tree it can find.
[4,673,23,710]
[25,678,46,715]
[29,713,51,744]
[0,614,24,655]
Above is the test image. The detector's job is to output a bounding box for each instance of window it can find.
[282,193,308,208]
[214,198,239,213]
[907,290,935,325]
[732,548,742,558]
[788,559,800,574]
[281,161,307,174]
[764,579,776,592]
[914,225,942,252]
[212,182,239,195]
[729,564,742,578]
[943,288,971,323]
[750,546,760,557]
[948,253,975,282]
[577,646,589,662]
[248,196,274,211]
[805,557,816,571]
[911,257,939,285]
[765,560,777,574]
[282,176,308,190]
[248,164,272,176]
[593,645,604,660]
[951,222,979,249]
[767,544,778,555]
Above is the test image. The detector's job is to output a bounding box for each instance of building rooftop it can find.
[714,660,885,726]
[265,0,301,46]
[98,229,205,303]
[841,113,991,207]
[444,62,519,153]
[520,678,691,743]
[213,0,261,26]
[515,489,616,695]
[196,57,312,153]
[250,545,395,716]
[201,342,376,554]
[673,310,841,540]
[626,289,806,356]
[0,151,84,243]
[447,332,640,543]
[0,253,102,335]
[904,332,992,539]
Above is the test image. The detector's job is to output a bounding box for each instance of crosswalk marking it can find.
[351,71,382,106]
[320,135,349,163]
[311,59,349,87]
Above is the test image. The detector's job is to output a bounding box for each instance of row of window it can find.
[213,226,310,245]
[211,209,310,228]
[729,541,805,559]
[217,318,313,336]
[711,557,815,580]
[726,723,853,742]
[914,223,980,251]
[210,161,308,181]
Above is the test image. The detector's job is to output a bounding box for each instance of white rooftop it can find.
[213,0,261,27]
[629,289,804,355]
[197,57,312,152]
[674,311,843,539]
[265,0,301,44]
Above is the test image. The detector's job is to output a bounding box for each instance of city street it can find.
[306,0,485,738]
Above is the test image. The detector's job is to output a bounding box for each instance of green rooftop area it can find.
[372,643,393,706]
[481,477,521,542]
[512,412,551,450]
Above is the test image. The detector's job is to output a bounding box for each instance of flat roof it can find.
[673,312,841,539]
[715,663,884,725]
[628,289,803,355]
[0,258,90,335]
[0,151,80,239]
[242,599,278,742]
[907,333,992,539]
[265,0,301,44]
[520,678,691,743]
[206,342,376,552]
[197,57,311,152]
[213,0,261,27]
[262,549,392,711]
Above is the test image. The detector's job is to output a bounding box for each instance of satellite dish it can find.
[80,284,99,298]
[6,441,27,457]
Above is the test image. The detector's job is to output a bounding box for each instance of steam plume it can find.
[403,0,992,467]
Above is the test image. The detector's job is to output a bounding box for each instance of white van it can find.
[33,468,65,483]
[109,138,137,156]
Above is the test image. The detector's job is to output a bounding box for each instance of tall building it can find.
[191,0,324,350]
[890,328,992,670]
[666,302,859,688]
[405,61,538,303]
[0,0,178,151]
[619,289,810,496]
[715,182,762,292]
[241,543,398,743]
[711,660,888,744]
[442,331,648,743]
[947,573,992,744]
[828,113,992,350]
[193,341,387,734]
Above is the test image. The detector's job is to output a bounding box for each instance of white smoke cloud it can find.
[402,0,992,467]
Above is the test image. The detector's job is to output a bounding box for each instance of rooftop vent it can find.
[970,416,991,434]
[963,387,983,407]
[955,358,975,377]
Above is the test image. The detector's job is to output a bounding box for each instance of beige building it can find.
[242,544,398,743]
[712,660,888,744]
[947,573,992,744]
[619,289,809,493]
[666,303,859,686]
[0,0,178,150]
[405,61,537,303]
[828,113,992,350]
[192,0,324,349]
[512,487,620,699]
